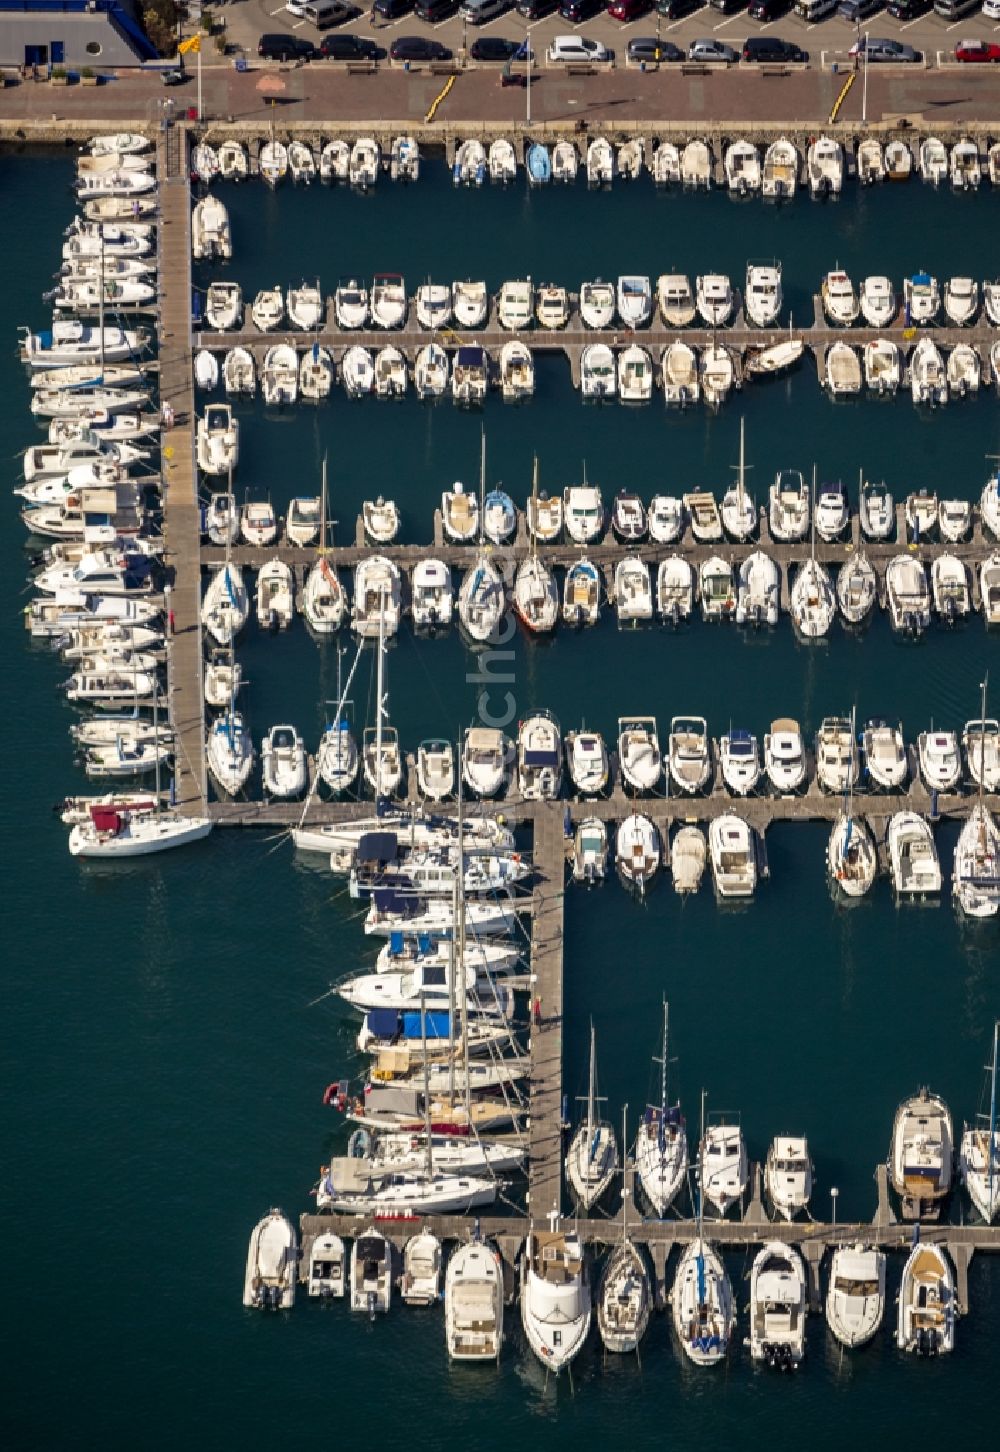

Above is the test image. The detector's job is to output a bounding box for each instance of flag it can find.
[178,34,201,56]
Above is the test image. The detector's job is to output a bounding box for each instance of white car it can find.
[984,0,1000,19]
[285,0,309,13]
[546,36,613,65]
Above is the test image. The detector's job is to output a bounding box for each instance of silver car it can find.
[686,39,738,63]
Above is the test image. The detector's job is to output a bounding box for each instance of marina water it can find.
[3,146,999,1447]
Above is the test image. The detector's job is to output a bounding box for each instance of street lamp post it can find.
[831,1186,840,1233]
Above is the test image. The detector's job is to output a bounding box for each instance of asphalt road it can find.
[219,0,1000,68]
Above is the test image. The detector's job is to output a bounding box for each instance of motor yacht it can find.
[720,729,761,796]
[572,817,609,884]
[656,273,696,327]
[888,814,943,898]
[826,1245,886,1348]
[764,1137,813,1221]
[516,710,562,800]
[768,470,809,541]
[616,274,652,328]
[445,1240,503,1360]
[859,274,896,328]
[562,559,601,627]
[616,813,661,895]
[520,1229,590,1373]
[821,269,860,326]
[614,557,653,625]
[699,1120,748,1215]
[885,555,931,635]
[918,729,962,791]
[897,1241,955,1355]
[565,727,609,796]
[764,718,806,793]
[349,1228,392,1316]
[656,557,695,623]
[579,280,615,329]
[736,551,779,626]
[262,724,306,798]
[749,1243,807,1367]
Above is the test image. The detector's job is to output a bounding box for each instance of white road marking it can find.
[713,16,736,29]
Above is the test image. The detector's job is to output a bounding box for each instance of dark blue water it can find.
[3,149,998,1450]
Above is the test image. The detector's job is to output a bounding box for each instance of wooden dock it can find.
[159,125,207,817]
[525,807,566,1222]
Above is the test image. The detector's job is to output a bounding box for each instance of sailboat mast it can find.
[587,1020,596,1148]
[989,1020,998,1212]
[98,223,105,373]
[319,454,328,552]
[457,755,471,1121]
[621,1103,629,1244]
[420,991,433,1178]
[530,456,539,561]
[479,428,486,544]
[374,590,385,800]
[737,417,745,512]
[810,463,817,563]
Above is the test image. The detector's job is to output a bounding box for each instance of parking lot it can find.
[219,0,1000,69]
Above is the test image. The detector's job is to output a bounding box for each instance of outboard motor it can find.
[669,603,680,629]
[367,1289,377,1323]
[738,178,747,198]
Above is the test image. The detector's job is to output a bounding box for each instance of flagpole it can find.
[197,41,203,123]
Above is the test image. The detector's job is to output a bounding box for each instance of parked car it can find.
[389,35,454,60]
[954,38,1000,61]
[460,0,511,20]
[687,38,738,62]
[886,0,929,16]
[560,0,603,17]
[546,35,614,62]
[257,33,317,61]
[516,0,557,14]
[414,0,457,17]
[470,36,528,60]
[848,37,921,62]
[373,0,412,14]
[708,0,745,11]
[743,37,807,62]
[608,0,650,19]
[627,35,683,62]
[319,32,382,59]
[838,0,882,19]
[160,67,187,85]
[984,0,1000,18]
[748,0,789,17]
[656,0,699,13]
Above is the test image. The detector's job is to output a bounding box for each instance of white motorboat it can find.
[452,345,489,405]
[790,558,836,637]
[944,276,978,326]
[241,500,277,547]
[864,337,901,395]
[250,286,284,333]
[191,194,231,261]
[653,140,682,186]
[286,282,323,331]
[860,275,896,328]
[815,478,849,541]
[565,727,608,796]
[891,1087,953,1217]
[262,724,306,798]
[983,553,1000,626]
[857,137,885,184]
[441,481,479,544]
[316,717,358,794]
[826,1245,885,1348]
[497,278,533,330]
[860,478,894,541]
[520,1228,590,1373]
[349,1228,391,1316]
[482,487,516,545]
[726,138,760,195]
[579,280,615,329]
[661,341,700,406]
[580,343,616,399]
[488,138,517,184]
[352,555,401,639]
[195,403,238,477]
[573,817,609,883]
[744,262,782,328]
[334,279,368,329]
[888,814,942,898]
[64,664,158,704]
[499,340,534,399]
[411,558,453,629]
[986,284,1000,331]
[931,555,970,623]
[885,138,912,180]
[762,136,798,199]
[749,1242,807,1367]
[261,344,298,406]
[363,496,401,544]
[695,273,734,328]
[206,281,242,332]
[668,716,711,795]
[527,490,563,543]
[667,826,705,896]
[452,280,488,328]
[950,136,981,190]
[349,137,380,190]
[681,138,712,188]
[828,812,877,898]
[617,716,662,794]
[462,726,511,798]
[207,710,254,796]
[656,273,696,328]
[445,1240,504,1361]
[821,269,860,326]
[807,134,843,197]
[453,138,486,186]
[886,555,931,635]
[587,136,614,187]
[218,140,249,181]
[709,815,757,899]
[75,168,157,200]
[964,715,1000,791]
[414,343,449,399]
[769,469,809,542]
[862,719,908,792]
[720,729,761,796]
[563,559,601,627]
[919,136,947,185]
[564,482,604,544]
[764,718,806,793]
[699,344,735,407]
[615,812,660,892]
[699,556,736,621]
[342,345,375,399]
[259,136,288,186]
[938,499,971,545]
[953,805,1000,920]
[201,563,248,645]
[618,137,644,181]
[825,341,862,396]
[223,347,255,397]
[699,1120,748,1215]
[552,139,578,182]
[648,494,683,544]
[618,344,653,401]
[904,271,941,326]
[947,343,980,398]
[243,1209,297,1310]
[657,557,695,625]
[765,1137,813,1221]
[566,1024,618,1208]
[959,1023,1000,1217]
[816,716,858,795]
[897,1240,955,1355]
[517,710,562,800]
[302,558,345,634]
[416,740,455,801]
[371,273,407,330]
[616,274,652,328]
[836,553,876,626]
[285,495,321,548]
[458,554,505,642]
[415,282,452,330]
[614,556,653,625]
[736,552,778,627]
[204,647,240,711]
[390,134,419,181]
[307,1232,345,1300]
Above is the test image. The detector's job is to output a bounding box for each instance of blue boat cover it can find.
[911,271,932,286]
[401,1011,450,1040]
[524,749,559,767]
[356,831,398,862]
[456,345,486,366]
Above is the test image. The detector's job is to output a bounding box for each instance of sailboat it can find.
[361,603,402,798]
[670,1091,735,1365]
[513,458,558,633]
[565,1022,618,1209]
[790,466,836,638]
[302,458,346,634]
[201,499,248,645]
[960,1022,1000,1222]
[827,707,877,898]
[314,646,361,795]
[597,1109,652,1354]
[720,419,756,541]
[954,678,1000,919]
[634,1000,688,1216]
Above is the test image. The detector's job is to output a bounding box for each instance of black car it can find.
[707,0,745,12]
[886,0,929,15]
[319,32,381,59]
[389,35,454,60]
[257,33,316,62]
[470,36,522,60]
[742,36,807,62]
[626,36,683,62]
[655,0,699,15]
[747,0,788,17]
[515,0,557,16]
[413,0,457,16]
[373,0,412,16]
[559,0,603,17]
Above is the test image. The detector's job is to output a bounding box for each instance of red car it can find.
[607,0,648,17]
[954,39,1000,62]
